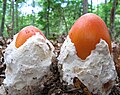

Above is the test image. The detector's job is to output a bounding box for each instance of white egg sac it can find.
[58,36,117,95]
[3,33,54,91]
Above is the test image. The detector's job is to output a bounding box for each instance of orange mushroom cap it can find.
[15,26,46,48]
[69,13,111,60]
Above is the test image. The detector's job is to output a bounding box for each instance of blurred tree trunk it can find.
[32,0,35,25]
[62,9,68,34]
[21,16,24,28]
[110,0,118,39]
[11,0,15,36]
[0,0,7,36]
[10,0,12,16]
[45,0,50,37]
[97,0,99,15]
[15,0,19,32]
[90,0,92,12]
[104,0,107,25]
[79,5,82,17]
[83,0,88,14]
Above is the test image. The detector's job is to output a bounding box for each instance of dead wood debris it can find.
[112,41,120,77]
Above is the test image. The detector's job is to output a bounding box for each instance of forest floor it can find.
[0,34,120,95]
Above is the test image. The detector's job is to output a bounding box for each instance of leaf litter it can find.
[0,35,120,95]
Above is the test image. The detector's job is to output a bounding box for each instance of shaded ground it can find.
[0,35,120,95]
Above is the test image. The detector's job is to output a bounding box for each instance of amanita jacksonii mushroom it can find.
[15,26,46,48]
[58,13,117,95]
[69,13,111,60]
[0,26,54,95]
